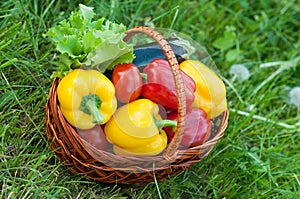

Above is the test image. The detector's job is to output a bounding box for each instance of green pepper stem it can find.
[140,72,148,81]
[80,94,103,124]
[85,99,104,123]
[155,119,177,132]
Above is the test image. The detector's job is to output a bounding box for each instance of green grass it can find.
[1,0,300,198]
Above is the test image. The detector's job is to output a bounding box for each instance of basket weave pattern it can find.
[45,26,229,184]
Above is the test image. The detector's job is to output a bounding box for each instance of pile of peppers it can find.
[57,58,227,156]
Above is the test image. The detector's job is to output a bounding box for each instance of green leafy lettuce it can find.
[45,4,135,78]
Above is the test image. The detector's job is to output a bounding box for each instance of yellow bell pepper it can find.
[57,69,117,129]
[104,99,176,156]
[112,131,168,156]
[179,60,227,118]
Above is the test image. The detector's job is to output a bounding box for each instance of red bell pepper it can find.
[77,124,110,150]
[141,58,196,110]
[164,107,211,147]
[112,63,143,103]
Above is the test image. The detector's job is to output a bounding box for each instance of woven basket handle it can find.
[124,26,187,161]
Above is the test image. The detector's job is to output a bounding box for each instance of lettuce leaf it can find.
[45,4,134,78]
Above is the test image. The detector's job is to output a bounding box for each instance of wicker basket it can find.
[45,26,229,184]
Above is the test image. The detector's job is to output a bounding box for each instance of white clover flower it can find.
[229,64,250,82]
[288,86,300,107]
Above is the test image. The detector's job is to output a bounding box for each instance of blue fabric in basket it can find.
[132,40,186,67]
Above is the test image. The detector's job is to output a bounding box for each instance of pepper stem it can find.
[155,119,177,132]
[140,72,148,81]
[80,94,104,124]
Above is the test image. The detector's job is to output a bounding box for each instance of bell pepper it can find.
[77,124,110,151]
[57,69,117,129]
[164,108,211,147]
[112,63,143,103]
[104,99,177,156]
[141,58,196,110]
[112,132,168,156]
[179,60,227,118]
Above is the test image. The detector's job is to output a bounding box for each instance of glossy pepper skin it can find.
[179,60,227,118]
[141,58,196,110]
[164,108,211,147]
[104,99,176,156]
[112,63,142,103]
[57,69,117,129]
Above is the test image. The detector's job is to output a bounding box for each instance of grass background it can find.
[1,0,299,198]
